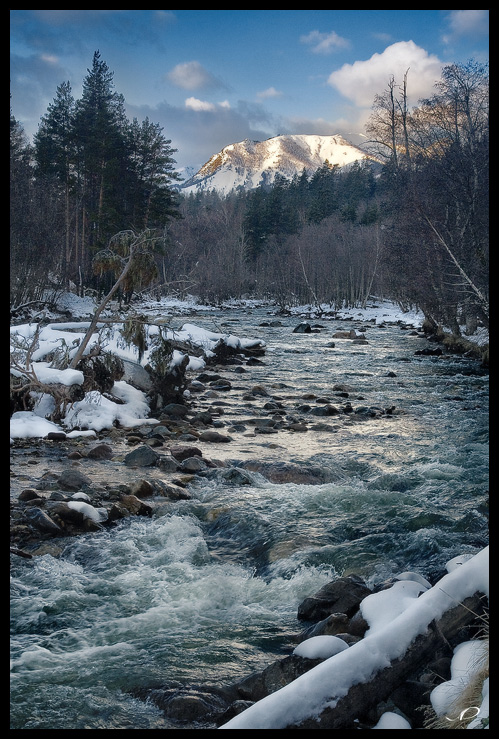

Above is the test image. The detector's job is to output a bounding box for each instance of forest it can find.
[10,51,489,337]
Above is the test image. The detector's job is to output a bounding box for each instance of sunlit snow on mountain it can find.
[180,134,378,195]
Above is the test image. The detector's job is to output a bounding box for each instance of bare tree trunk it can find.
[423,214,489,323]
[388,77,398,169]
[69,247,136,369]
[297,243,320,309]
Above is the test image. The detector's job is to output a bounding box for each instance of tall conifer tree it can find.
[72,51,129,253]
[34,81,76,284]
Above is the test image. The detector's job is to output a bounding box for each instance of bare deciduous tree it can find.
[69,229,165,368]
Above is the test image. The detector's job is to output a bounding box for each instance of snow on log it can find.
[219,547,488,730]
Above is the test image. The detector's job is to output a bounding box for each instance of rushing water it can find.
[10,306,489,729]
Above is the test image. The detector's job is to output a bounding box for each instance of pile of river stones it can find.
[11,319,420,555]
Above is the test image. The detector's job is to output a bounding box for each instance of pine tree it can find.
[34,81,75,179]
[34,81,76,285]
[262,174,296,239]
[243,187,269,262]
[72,51,129,254]
[126,117,181,230]
[307,162,338,223]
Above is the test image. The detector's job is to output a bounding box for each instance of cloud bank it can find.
[327,41,443,108]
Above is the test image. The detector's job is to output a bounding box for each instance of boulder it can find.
[120,494,153,516]
[297,575,372,621]
[158,455,180,472]
[297,612,350,641]
[198,431,232,443]
[308,404,340,416]
[87,443,114,459]
[18,489,41,502]
[128,479,155,498]
[124,445,159,467]
[57,468,93,491]
[162,403,190,417]
[121,358,153,391]
[180,457,210,472]
[151,480,192,500]
[135,683,238,725]
[293,322,312,333]
[24,506,62,534]
[170,444,203,461]
[235,655,323,703]
[47,501,86,525]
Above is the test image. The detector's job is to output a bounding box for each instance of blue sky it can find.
[10,10,489,175]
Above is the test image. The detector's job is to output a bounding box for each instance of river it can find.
[10,305,489,729]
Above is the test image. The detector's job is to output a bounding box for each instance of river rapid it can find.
[10,305,489,729]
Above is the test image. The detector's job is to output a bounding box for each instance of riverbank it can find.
[10,296,489,730]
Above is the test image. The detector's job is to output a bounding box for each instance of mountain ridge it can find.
[180,134,378,195]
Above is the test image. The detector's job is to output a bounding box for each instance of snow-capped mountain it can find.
[180,134,376,195]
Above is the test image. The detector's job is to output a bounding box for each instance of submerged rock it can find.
[241,461,332,485]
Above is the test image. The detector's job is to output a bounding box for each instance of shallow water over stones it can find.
[10,306,488,729]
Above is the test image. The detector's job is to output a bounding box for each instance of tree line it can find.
[10,53,488,336]
[10,51,181,307]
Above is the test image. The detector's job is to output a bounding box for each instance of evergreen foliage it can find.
[10,58,488,336]
[11,51,181,304]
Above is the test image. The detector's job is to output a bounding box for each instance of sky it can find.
[10,10,489,176]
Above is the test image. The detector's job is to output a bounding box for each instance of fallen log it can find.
[286,593,486,729]
[220,545,489,731]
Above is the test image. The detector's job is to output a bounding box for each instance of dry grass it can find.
[423,635,489,729]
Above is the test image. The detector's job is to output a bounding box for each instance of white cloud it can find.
[327,40,443,108]
[40,54,59,65]
[300,30,350,55]
[257,87,284,100]
[167,61,224,91]
[445,10,489,39]
[184,98,231,113]
[185,97,217,112]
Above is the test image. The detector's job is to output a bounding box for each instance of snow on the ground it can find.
[10,292,487,440]
[9,293,266,440]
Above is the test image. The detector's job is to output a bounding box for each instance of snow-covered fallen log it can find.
[219,547,488,730]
